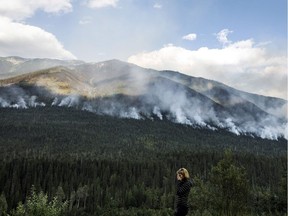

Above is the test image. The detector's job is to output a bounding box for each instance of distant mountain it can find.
[0,56,286,140]
[0,56,84,78]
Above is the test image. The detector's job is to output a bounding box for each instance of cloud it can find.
[0,16,76,60]
[182,33,197,41]
[216,29,233,46]
[128,39,287,99]
[0,0,72,21]
[153,3,162,9]
[0,0,75,60]
[86,0,119,8]
[79,16,93,25]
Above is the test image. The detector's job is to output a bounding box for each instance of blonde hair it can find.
[176,168,190,179]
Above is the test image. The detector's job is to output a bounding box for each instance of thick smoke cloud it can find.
[0,85,46,109]
[1,82,286,141]
[0,61,286,140]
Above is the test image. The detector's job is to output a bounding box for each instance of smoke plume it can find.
[0,60,286,140]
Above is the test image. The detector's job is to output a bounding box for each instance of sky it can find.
[0,0,287,99]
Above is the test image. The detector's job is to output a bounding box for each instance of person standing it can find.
[174,168,193,216]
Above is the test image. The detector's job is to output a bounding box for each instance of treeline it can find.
[0,107,286,215]
[0,107,285,158]
[0,151,286,215]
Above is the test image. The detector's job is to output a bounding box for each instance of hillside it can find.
[0,107,286,215]
[0,57,286,215]
[0,107,286,158]
[0,57,286,140]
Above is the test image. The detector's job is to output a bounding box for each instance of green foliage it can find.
[209,149,249,215]
[210,151,249,216]
[0,107,286,215]
[189,151,250,216]
[0,107,285,159]
[189,176,213,214]
[0,193,8,216]
[252,185,287,215]
[10,186,68,216]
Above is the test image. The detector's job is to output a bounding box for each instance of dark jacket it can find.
[175,178,193,208]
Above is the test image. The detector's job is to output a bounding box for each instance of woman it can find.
[174,168,193,216]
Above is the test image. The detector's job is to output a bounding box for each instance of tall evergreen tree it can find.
[209,150,249,216]
[10,186,68,216]
[0,193,8,216]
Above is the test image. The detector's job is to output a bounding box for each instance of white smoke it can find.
[239,115,288,140]
[119,107,142,120]
[0,96,28,109]
[0,97,10,107]
[0,90,286,140]
[170,106,193,126]
[224,118,241,136]
[0,71,286,140]
[58,95,80,107]
[51,97,59,106]
[82,102,94,112]
[153,106,163,120]
[0,96,46,108]
[266,103,287,119]
[283,123,288,140]
[258,125,285,140]
[29,96,46,107]
[11,97,27,109]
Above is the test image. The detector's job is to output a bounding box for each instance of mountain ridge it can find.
[0,56,286,140]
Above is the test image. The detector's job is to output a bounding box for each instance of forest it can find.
[0,107,286,215]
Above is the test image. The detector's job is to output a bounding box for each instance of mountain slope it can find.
[0,56,83,78]
[159,70,287,119]
[0,57,286,140]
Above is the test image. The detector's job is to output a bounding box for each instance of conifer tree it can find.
[210,150,249,216]
[0,193,8,216]
[10,186,68,216]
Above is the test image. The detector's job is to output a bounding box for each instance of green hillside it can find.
[0,107,286,215]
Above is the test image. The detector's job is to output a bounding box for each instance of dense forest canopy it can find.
[0,107,286,215]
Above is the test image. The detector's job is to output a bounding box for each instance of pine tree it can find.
[0,193,8,216]
[55,185,65,201]
[209,149,249,216]
[10,186,68,216]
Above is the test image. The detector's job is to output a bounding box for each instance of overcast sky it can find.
[0,0,286,99]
